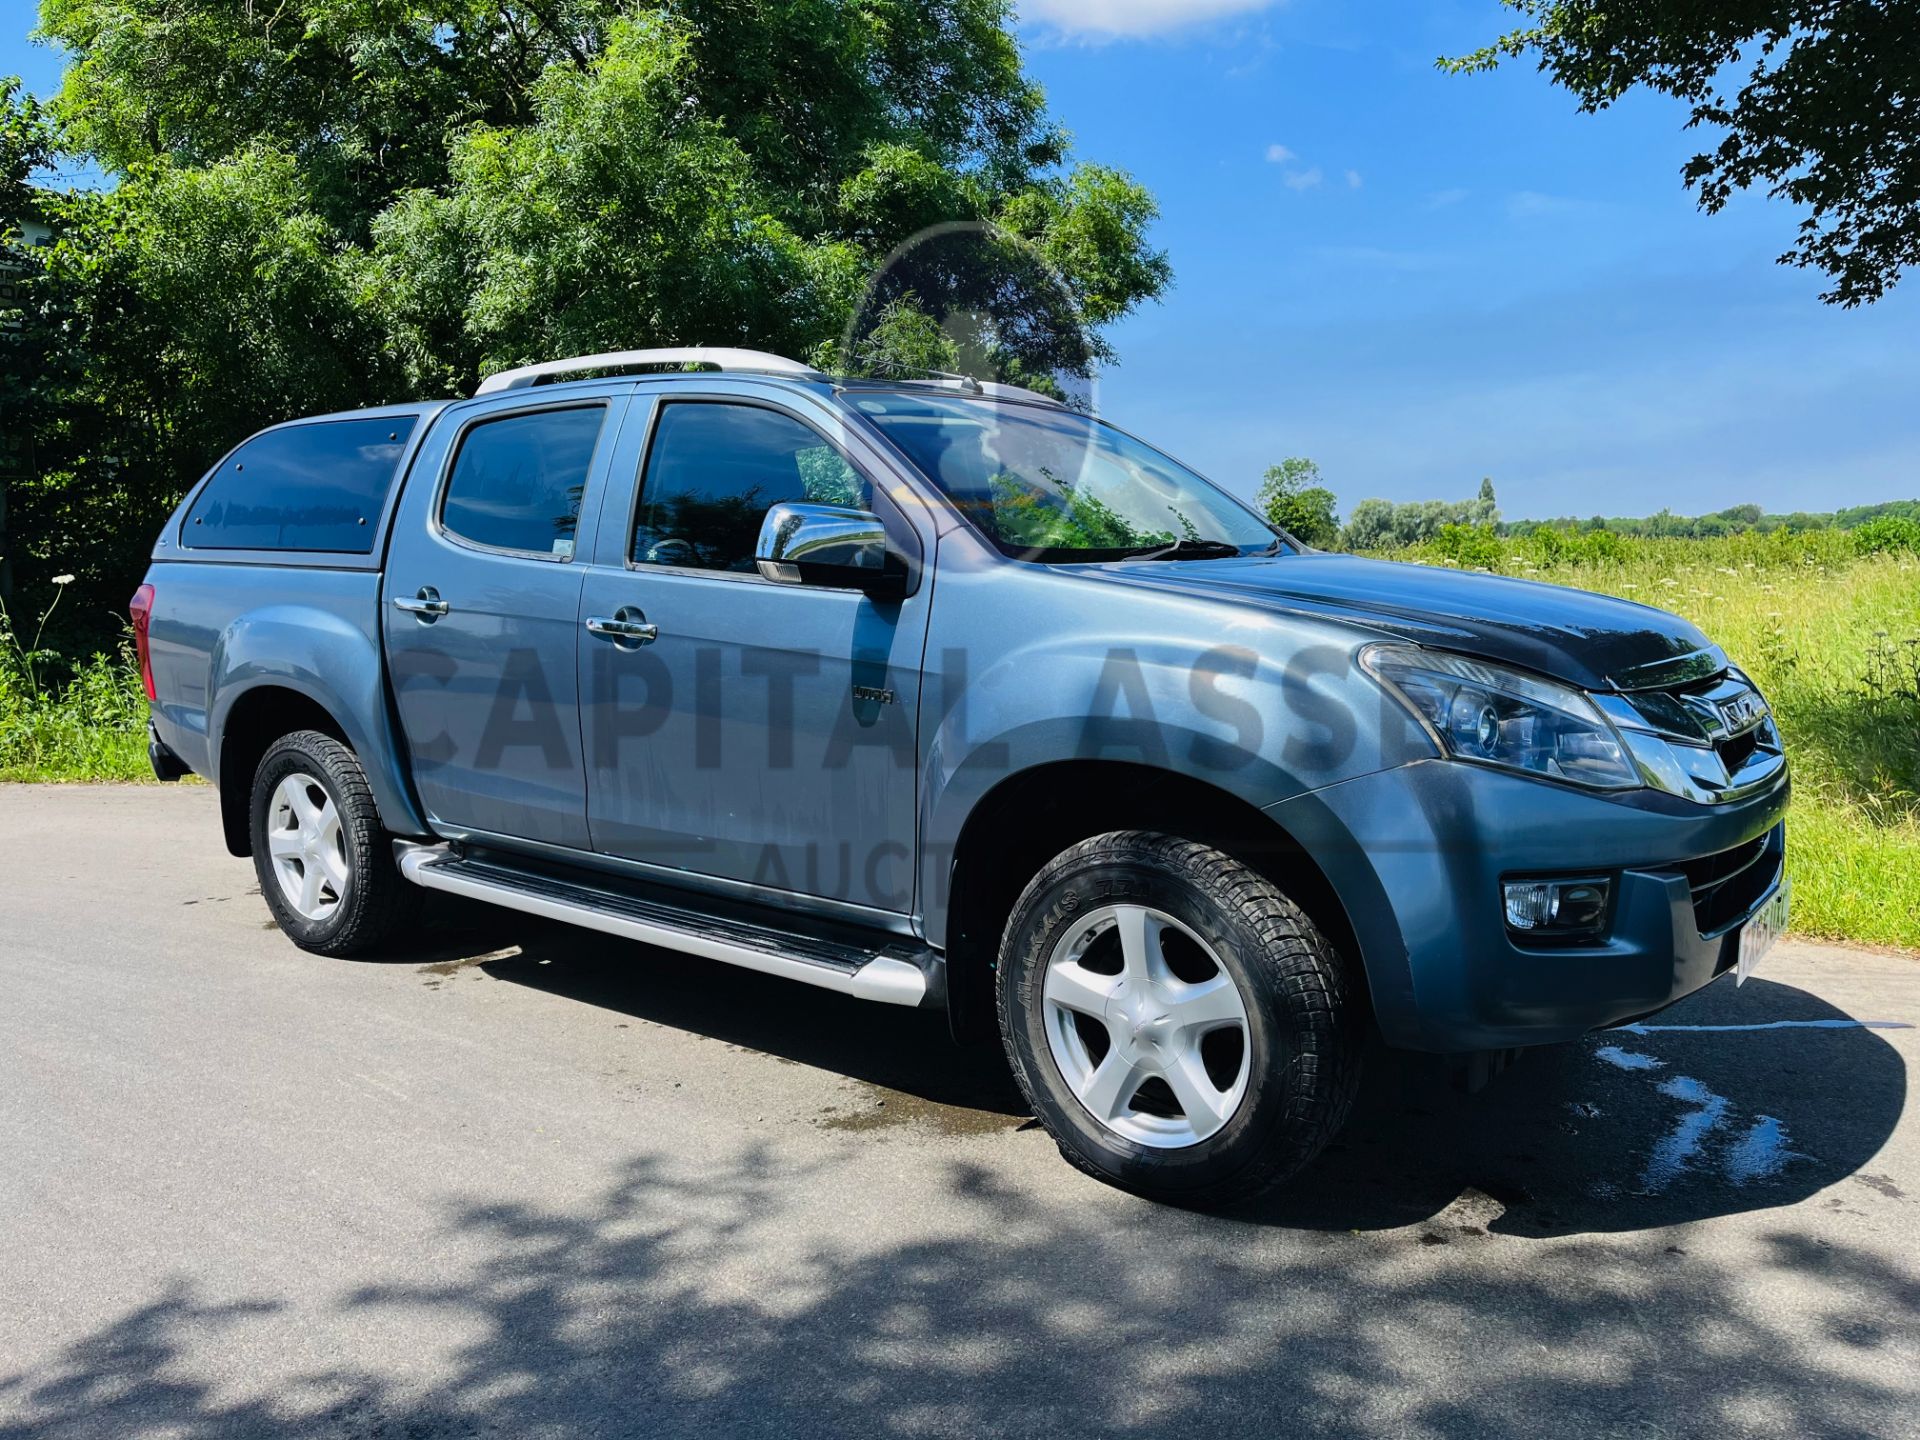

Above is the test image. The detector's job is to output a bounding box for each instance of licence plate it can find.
[1736,880,1791,986]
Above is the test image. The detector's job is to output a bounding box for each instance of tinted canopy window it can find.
[441,406,604,557]
[633,403,869,572]
[185,416,417,553]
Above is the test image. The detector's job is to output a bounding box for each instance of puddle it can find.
[419,946,522,980]
[816,1083,1028,1138]
[1725,1114,1801,1184]
[1594,1045,1663,1072]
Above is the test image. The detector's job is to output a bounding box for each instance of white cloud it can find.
[1426,188,1470,210]
[1283,166,1324,191]
[1507,190,1602,219]
[1265,143,1296,164]
[1023,0,1280,40]
[1312,246,1449,273]
[1345,169,1364,189]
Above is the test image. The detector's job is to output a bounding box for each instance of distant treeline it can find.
[1258,461,1920,552]
[1502,499,1920,539]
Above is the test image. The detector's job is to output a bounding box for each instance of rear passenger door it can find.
[576,385,933,918]
[384,392,628,851]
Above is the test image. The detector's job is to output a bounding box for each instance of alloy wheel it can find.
[1041,904,1253,1148]
[266,772,349,922]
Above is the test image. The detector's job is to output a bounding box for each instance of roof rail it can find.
[475,348,817,395]
[840,357,1064,407]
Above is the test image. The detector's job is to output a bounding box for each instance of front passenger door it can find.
[577,391,932,917]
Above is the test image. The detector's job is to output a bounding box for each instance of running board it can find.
[395,845,934,1007]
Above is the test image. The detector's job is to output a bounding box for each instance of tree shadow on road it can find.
[1244,974,1909,1237]
[2,1135,1914,1440]
[396,897,1908,1243]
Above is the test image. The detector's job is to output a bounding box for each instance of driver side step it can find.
[395,845,938,1007]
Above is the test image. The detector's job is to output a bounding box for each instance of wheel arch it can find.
[215,686,356,856]
[205,598,432,857]
[937,760,1370,1045]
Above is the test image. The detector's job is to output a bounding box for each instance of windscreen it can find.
[853,393,1279,561]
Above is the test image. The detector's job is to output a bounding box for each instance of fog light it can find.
[1504,877,1612,938]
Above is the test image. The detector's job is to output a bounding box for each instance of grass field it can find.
[4,530,1916,949]
[1393,527,1920,952]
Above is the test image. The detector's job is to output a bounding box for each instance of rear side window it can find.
[441,406,604,558]
[185,416,417,553]
[632,402,870,572]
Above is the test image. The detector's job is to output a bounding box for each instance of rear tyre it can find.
[997,831,1361,1207]
[249,730,406,957]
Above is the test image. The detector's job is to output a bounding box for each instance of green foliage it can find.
[845,296,963,377]
[1339,481,1498,550]
[1444,2,1920,305]
[1854,516,1920,557]
[1429,523,1504,571]
[984,476,1169,553]
[7,0,1173,651]
[0,579,149,780]
[0,643,150,780]
[1,79,53,223]
[1511,499,1920,540]
[1254,458,1339,548]
[369,13,863,385]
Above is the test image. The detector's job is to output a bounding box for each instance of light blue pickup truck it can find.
[135,348,1791,1204]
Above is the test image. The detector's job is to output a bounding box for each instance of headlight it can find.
[1361,644,1640,791]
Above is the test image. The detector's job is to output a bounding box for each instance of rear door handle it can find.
[394,587,450,619]
[585,608,659,647]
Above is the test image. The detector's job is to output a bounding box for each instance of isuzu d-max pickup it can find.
[134,347,1791,1203]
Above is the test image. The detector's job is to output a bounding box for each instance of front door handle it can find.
[585,608,659,648]
[394,587,450,620]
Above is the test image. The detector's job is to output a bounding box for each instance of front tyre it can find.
[249,730,405,957]
[998,831,1361,1207]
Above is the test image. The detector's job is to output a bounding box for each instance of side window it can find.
[632,402,871,572]
[441,405,605,557]
[185,416,417,553]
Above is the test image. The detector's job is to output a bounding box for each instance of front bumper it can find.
[1266,759,1791,1052]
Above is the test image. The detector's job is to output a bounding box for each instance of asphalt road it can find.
[1,784,1915,1439]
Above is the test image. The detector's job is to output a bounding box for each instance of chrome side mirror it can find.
[755,502,906,599]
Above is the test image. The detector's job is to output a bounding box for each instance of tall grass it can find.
[1394,527,1920,952]
[0,585,152,783]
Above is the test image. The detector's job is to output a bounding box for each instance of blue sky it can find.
[8,0,1918,518]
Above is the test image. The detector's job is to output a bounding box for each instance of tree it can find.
[1471,477,1499,527]
[1444,2,1920,304]
[10,1,1174,644]
[1255,457,1339,548]
[1,82,58,603]
[1336,484,1501,550]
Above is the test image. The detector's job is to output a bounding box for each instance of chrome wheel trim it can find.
[266,772,348,922]
[1041,904,1253,1150]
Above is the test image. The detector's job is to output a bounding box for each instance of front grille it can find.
[1615,670,1786,804]
[1717,725,1761,775]
[1674,824,1784,937]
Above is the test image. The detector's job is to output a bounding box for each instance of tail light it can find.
[129,583,157,702]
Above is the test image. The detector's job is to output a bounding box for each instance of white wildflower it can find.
[52,574,75,586]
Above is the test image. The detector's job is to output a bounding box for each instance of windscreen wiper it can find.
[1117,538,1249,562]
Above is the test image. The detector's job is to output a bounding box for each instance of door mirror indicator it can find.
[755,502,906,600]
